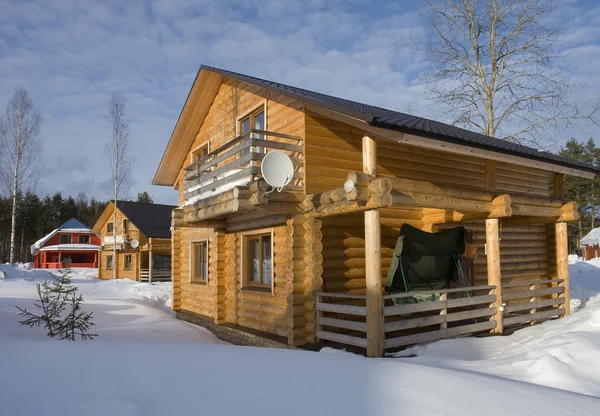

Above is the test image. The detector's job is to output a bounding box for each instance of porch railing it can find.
[140,268,171,282]
[183,129,303,203]
[316,278,567,353]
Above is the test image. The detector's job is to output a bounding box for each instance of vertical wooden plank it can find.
[484,160,497,192]
[555,222,570,316]
[149,249,153,283]
[485,218,503,333]
[553,173,565,199]
[363,135,383,357]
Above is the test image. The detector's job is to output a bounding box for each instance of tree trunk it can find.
[9,158,19,264]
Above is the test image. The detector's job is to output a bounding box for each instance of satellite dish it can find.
[130,239,139,249]
[261,151,294,191]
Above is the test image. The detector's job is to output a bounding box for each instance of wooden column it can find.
[485,218,503,333]
[363,135,383,357]
[149,250,153,283]
[555,222,570,316]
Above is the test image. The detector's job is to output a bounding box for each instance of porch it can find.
[140,250,172,282]
[40,250,99,269]
[307,135,573,357]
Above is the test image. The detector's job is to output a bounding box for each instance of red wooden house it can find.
[31,218,101,268]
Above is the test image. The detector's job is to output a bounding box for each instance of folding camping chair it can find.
[385,224,470,305]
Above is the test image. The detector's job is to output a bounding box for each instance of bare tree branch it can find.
[0,87,43,263]
[105,90,134,279]
[420,0,599,148]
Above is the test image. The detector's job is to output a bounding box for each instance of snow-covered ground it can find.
[1,263,600,415]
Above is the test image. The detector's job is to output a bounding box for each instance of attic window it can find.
[239,106,265,156]
[192,142,209,163]
[107,222,114,236]
[60,235,72,244]
[79,235,90,244]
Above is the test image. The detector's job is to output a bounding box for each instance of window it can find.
[78,235,90,244]
[124,254,133,270]
[192,143,210,163]
[106,255,113,270]
[191,241,208,283]
[107,222,114,236]
[239,107,265,156]
[60,234,72,244]
[243,233,272,288]
[122,219,128,233]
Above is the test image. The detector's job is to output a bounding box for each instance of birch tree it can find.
[105,91,133,279]
[0,87,43,263]
[421,0,598,147]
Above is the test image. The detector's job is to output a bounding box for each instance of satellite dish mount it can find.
[261,151,294,195]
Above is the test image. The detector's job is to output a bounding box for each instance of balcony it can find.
[183,129,303,204]
[180,130,304,226]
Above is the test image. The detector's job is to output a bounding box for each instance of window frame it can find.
[237,102,267,157]
[78,235,90,244]
[190,141,210,164]
[122,219,128,234]
[241,228,274,292]
[106,255,113,270]
[59,234,72,245]
[190,239,209,284]
[106,222,114,236]
[124,254,133,270]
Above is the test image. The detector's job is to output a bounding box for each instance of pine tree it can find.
[16,267,97,340]
[136,191,153,204]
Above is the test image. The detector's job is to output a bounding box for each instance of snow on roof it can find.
[581,228,600,247]
[31,218,96,255]
[39,244,101,251]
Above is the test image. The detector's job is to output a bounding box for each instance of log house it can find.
[92,201,175,282]
[153,65,599,356]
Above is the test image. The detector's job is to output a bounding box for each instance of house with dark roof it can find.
[91,201,176,282]
[153,65,599,357]
[31,218,101,269]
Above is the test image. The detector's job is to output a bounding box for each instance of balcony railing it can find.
[183,129,303,204]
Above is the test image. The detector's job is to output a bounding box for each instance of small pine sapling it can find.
[16,267,97,340]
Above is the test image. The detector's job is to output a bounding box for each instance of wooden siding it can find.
[176,78,305,203]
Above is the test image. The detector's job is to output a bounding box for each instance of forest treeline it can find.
[0,191,154,263]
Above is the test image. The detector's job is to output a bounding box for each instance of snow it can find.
[39,243,101,251]
[2,263,600,414]
[183,168,250,207]
[581,227,600,247]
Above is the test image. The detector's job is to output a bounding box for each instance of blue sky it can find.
[1,0,600,205]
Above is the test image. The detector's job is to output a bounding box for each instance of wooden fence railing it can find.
[501,279,565,326]
[140,268,171,282]
[316,292,368,348]
[382,286,498,350]
[182,129,303,203]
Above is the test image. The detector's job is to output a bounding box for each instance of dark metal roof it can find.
[201,65,599,175]
[115,201,176,239]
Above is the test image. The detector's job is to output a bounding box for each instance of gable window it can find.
[191,240,208,283]
[243,232,272,288]
[122,219,128,233]
[107,222,114,236]
[192,142,210,163]
[60,234,72,244]
[106,255,113,270]
[78,235,90,244]
[239,107,265,156]
[124,254,133,270]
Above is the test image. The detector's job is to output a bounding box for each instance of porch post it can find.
[485,219,503,333]
[149,249,153,283]
[555,222,570,316]
[363,134,383,357]
[58,252,62,266]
